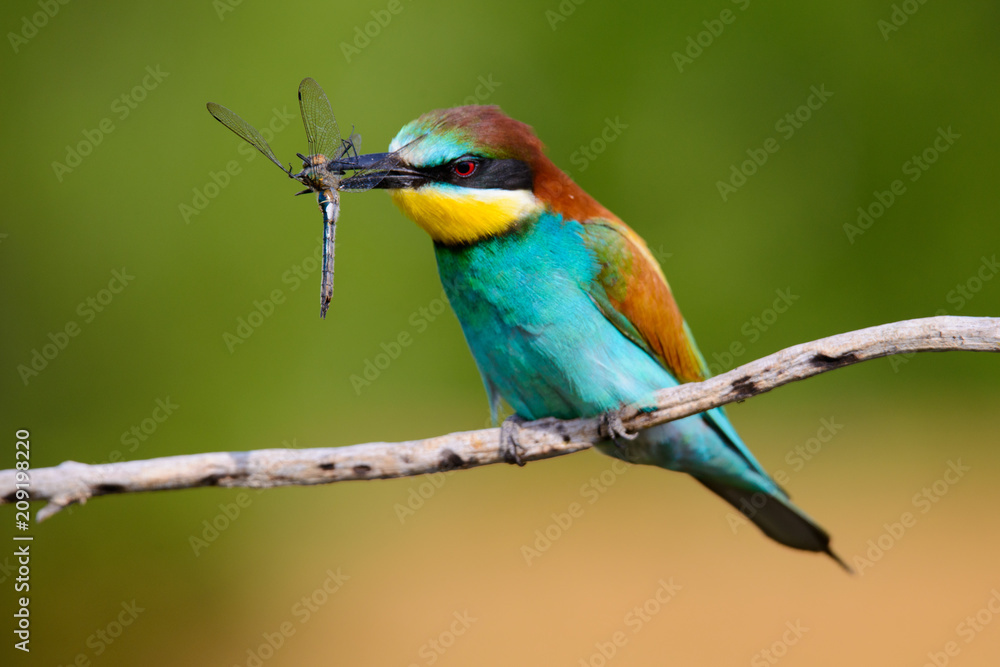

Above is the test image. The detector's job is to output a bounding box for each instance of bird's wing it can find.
[580,218,707,384]
[581,217,781,480]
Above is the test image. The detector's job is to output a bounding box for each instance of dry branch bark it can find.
[3,315,997,521]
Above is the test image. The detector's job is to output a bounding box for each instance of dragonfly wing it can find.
[206,102,286,171]
[341,130,362,160]
[297,78,340,160]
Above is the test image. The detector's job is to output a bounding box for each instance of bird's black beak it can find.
[331,152,425,191]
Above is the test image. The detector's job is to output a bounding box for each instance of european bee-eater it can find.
[342,106,846,568]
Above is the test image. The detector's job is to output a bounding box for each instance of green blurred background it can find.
[2,1,1000,664]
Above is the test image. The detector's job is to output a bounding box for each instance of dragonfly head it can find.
[292,153,342,194]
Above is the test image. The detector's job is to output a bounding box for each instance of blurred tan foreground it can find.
[27,395,998,666]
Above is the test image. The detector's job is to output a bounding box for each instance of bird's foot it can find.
[599,408,638,451]
[499,415,528,467]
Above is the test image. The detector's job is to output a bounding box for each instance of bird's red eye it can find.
[452,160,477,178]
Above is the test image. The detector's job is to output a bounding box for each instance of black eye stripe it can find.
[423,158,532,190]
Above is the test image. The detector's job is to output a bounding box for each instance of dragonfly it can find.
[207,77,398,318]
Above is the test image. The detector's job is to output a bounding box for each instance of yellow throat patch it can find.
[390,185,539,245]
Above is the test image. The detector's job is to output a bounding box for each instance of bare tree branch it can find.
[3,316,997,521]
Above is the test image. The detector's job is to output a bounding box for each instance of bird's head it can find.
[340,105,612,245]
